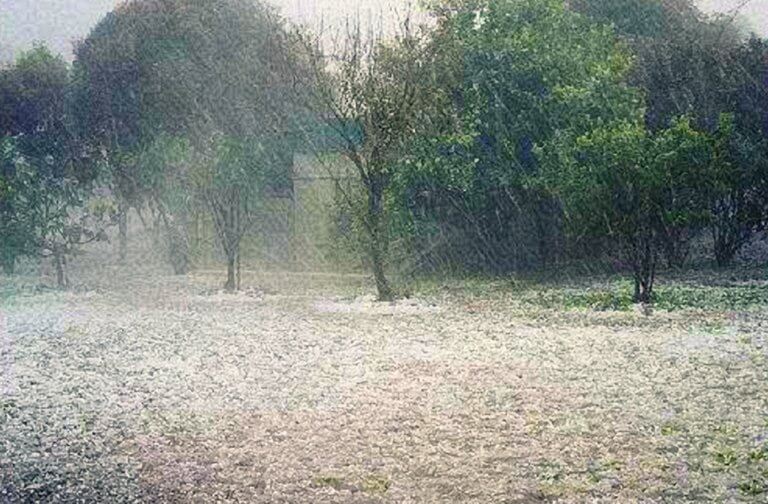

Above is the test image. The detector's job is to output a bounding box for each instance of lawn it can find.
[1,258,768,502]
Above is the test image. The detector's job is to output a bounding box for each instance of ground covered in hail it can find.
[1,265,768,502]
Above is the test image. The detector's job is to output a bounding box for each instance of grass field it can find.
[1,254,768,502]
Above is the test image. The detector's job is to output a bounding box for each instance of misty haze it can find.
[1,0,768,502]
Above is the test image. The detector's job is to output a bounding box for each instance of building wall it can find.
[191,152,359,272]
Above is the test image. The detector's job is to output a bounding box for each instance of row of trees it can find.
[1,0,766,302]
[1,0,298,289]
[309,0,767,302]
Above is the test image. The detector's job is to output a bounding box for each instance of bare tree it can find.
[296,15,444,300]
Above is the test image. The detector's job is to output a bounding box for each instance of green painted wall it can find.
[190,153,361,272]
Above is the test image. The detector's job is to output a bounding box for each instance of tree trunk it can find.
[366,176,394,301]
[220,199,242,292]
[714,236,737,267]
[712,224,741,267]
[236,248,241,291]
[53,249,67,288]
[370,239,393,301]
[118,202,129,263]
[663,226,690,270]
[159,206,189,275]
[534,195,561,270]
[224,252,236,292]
[710,195,753,268]
[633,275,653,304]
[630,233,656,305]
[167,226,190,275]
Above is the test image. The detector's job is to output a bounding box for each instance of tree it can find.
[570,0,700,39]
[73,1,180,267]
[707,113,768,266]
[128,134,195,275]
[0,139,30,274]
[75,0,300,287]
[298,18,449,300]
[0,45,109,286]
[569,0,768,268]
[0,44,71,273]
[541,118,712,303]
[390,0,642,273]
[0,137,112,287]
[636,32,768,265]
[195,135,291,291]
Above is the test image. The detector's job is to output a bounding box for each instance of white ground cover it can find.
[1,267,767,502]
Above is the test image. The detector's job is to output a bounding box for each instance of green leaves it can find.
[543,116,714,237]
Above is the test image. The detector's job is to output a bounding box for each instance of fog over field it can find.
[1,0,766,63]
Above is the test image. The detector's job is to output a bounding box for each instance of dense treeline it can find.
[1,0,766,302]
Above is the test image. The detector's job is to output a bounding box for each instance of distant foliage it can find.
[73,0,300,287]
[0,46,111,285]
[0,0,766,302]
[540,118,712,302]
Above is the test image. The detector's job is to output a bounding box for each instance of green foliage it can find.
[361,475,391,494]
[74,0,296,147]
[706,113,768,265]
[521,287,634,312]
[572,0,702,39]
[738,479,765,496]
[653,284,768,311]
[0,139,29,272]
[391,0,767,277]
[1,0,766,293]
[0,45,69,143]
[442,0,640,183]
[524,281,768,312]
[540,116,713,300]
[313,475,343,489]
[73,0,301,282]
[0,137,113,285]
[0,44,110,283]
[388,0,643,274]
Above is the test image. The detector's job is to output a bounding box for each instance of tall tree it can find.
[0,45,110,286]
[707,113,768,266]
[74,0,299,286]
[298,18,449,300]
[575,0,768,266]
[393,0,642,273]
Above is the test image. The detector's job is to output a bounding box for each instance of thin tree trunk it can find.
[664,226,689,270]
[53,249,67,288]
[236,199,241,291]
[633,274,654,304]
[158,203,189,275]
[236,249,241,291]
[632,240,656,304]
[712,223,742,267]
[366,176,394,301]
[370,240,393,301]
[221,197,241,292]
[225,253,236,292]
[118,202,128,263]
